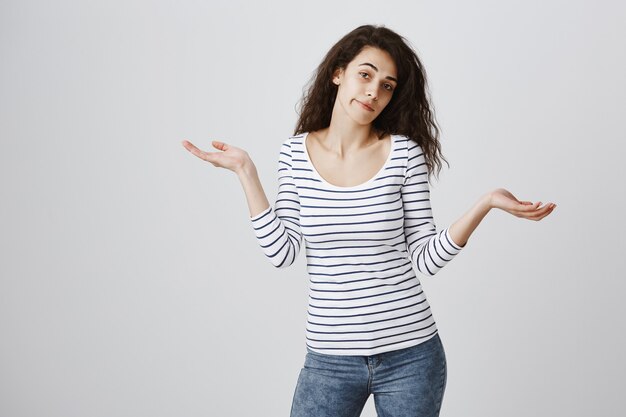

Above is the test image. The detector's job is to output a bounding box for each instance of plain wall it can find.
[1,0,624,415]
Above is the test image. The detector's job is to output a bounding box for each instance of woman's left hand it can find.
[488,188,556,221]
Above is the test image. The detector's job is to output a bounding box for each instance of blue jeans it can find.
[290,333,447,417]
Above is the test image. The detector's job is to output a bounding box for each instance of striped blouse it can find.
[249,132,465,356]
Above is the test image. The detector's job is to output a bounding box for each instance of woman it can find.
[182,25,555,417]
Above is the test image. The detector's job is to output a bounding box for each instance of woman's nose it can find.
[366,87,379,101]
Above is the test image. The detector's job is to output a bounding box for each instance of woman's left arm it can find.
[447,188,557,248]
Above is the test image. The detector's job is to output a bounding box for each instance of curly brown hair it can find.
[294,24,449,182]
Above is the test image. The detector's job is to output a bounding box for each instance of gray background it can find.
[1,0,624,416]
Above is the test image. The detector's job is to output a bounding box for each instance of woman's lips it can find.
[355,100,374,112]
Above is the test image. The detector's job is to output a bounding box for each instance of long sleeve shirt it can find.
[249,132,465,356]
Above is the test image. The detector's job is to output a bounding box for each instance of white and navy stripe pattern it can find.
[250,132,464,356]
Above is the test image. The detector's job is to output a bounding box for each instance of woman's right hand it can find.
[181,139,252,175]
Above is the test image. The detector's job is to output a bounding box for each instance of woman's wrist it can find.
[482,191,494,210]
[236,157,257,179]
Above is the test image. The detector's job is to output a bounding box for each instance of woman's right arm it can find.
[182,138,303,268]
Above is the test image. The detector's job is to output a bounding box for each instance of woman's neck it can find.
[316,122,379,159]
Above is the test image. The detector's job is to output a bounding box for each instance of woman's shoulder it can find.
[278,132,308,160]
[283,132,307,152]
[391,134,422,154]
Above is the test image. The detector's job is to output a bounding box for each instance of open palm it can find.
[490,188,556,221]
[181,139,250,174]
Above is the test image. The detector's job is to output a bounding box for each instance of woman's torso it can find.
[290,131,439,355]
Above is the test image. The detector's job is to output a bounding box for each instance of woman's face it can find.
[333,46,398,126]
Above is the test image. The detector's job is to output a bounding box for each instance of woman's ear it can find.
[332,68,344,85]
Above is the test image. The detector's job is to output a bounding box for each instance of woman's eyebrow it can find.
[358,62,398,82]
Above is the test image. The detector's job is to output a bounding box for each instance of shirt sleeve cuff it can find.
[250,206,273,223]
[445,227,465,250]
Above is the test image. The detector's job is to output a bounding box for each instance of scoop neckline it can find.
[302,131,396,190]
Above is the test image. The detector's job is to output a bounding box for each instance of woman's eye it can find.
[359,72,369,78]
[384,83,394,91]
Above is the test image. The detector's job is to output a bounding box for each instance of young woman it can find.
[182,25,555,417]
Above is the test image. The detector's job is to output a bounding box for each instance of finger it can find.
[182,139,200,147]
[183,143,206,159]
[510,202,550,218]
[541,204,557,214]
[515,201,542,212]
[532,207,555,221]
[536,209,554,221]
[183,143,215,162]
[524,205,555,220]
[182,140,203,153]
[536,202,555,211]
[212,141,228,151]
